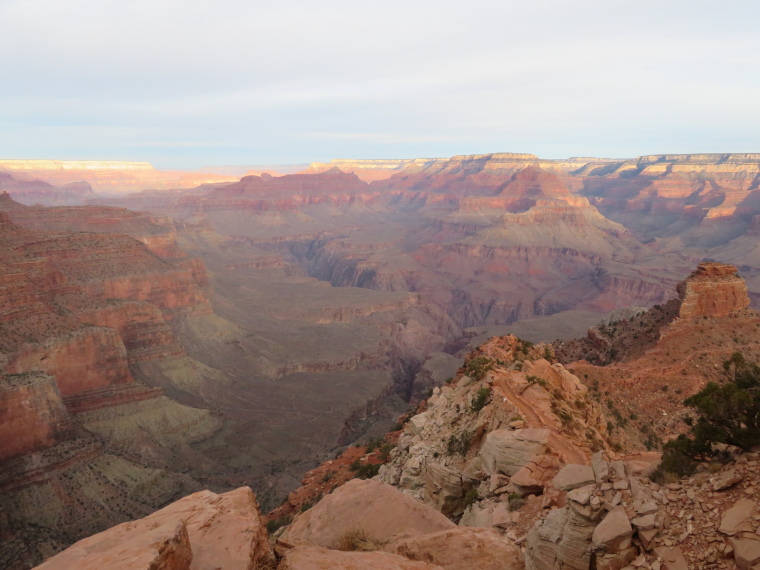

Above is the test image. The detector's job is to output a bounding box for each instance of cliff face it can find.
[0,160,236,194]
[0,372,72,461]
[0,194,212,441]
[676,262,751,318]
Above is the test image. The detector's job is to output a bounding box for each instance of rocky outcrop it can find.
[279,545,442,570]
[281,479,455,549]
[381,335,608,524]
[0,372,72,461]
[385,527,524,570]
[34,487,274,570]
[676,262,750,318]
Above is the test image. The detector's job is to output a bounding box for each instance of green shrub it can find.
[463,487,479,507]
[446,431,471,455]
[463,357,493,381]
[658,353,760,478]
[471,387,491,412]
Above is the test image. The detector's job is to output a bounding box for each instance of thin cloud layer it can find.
[1,0,758,167]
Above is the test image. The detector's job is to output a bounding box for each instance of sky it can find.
[1,0,759,169]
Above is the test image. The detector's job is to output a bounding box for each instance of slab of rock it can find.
[652,546,688,570]
[719,498,756,535]
[730,537,760,569]
[35,520,192,570]
[712,469,744,491]
[279,545,443,570]
[524,500,603,570]
[592,451,610,483]
[552,464,596,492]
[142,487,273,570]
[386,527,524,570]
[35,487,273,570]
[282,479,455,549]
[424,461,476,517]
[591,507,633,553]
[479,429,550,477]
[511,454,560,494]
[630,514,656,531]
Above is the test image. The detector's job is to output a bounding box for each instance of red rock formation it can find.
[0,372,72,461]
[5,328,133,397]
[0,194,212,455]
[35,487,274,570]
[676,262,750,318]
[0,160,237,194]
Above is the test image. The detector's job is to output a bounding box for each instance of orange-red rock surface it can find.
[0,372,73,461]
[34,487,274,570]
[676,262,750,318]
[0,193,212,459]
[0,160,236,194]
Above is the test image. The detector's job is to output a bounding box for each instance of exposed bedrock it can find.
[676,262,751,318]
[0,372,73,461]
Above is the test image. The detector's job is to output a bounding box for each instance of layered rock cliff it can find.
[676,262,750,318]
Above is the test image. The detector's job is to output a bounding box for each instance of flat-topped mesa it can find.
[676,262,750,318]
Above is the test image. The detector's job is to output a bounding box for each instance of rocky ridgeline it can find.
[555,262,750,365]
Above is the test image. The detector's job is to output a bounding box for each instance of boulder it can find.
[423,461,476,517]
[35,487,273,570]
[552,464,595,492]
[282,479,455,549]
[386,527,525,570]
[35,520,193,570]
[719,498,756,535]
[511,455,561,494]
[141,487,273,570]
[591,507,632,553]
[712,468,744,491]
[591,451,610,483]
[479,429,550,477]
[279,545,443,570]
[729,537,760,569]
[652,546,688,570]
[524,498,604,570]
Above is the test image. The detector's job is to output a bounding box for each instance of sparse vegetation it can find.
[338,527,380,552]
[462,356,493,381]
[507,493,525,511]
[470,387,491,412]
[446,430,471,455]
[657,353,760,479]
[463,487,479,507]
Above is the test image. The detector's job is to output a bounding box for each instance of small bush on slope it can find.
[658,352,760,478]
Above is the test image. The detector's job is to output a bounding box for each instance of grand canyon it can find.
[2,152,760,570]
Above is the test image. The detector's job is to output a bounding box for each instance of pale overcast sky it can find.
[1,0,758,168]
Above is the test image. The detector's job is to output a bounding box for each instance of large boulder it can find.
[479,429,550,477]
[279,545,443,570]
[35,520,193,570]
[34,487,273,570]
[386,527,524,570]
[423,461,477,517]
[281,479,455,549]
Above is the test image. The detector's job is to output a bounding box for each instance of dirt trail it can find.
[492,371,588,465]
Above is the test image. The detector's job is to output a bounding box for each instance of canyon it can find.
[3,151,760,568]
[34,261,760,569]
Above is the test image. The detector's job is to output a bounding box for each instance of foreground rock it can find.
[35,520,192,570]
[35,487,274,570]
[386,527,524,570]
[279,545,442,570]
[281,479,455,549]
